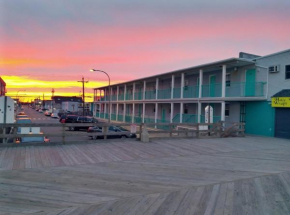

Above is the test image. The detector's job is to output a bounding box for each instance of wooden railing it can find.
[0,122,245,146]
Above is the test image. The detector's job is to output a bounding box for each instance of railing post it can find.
[62,123,65,144]
[13,126,17,143]
[2,127,6,144]
[104,125,108,140]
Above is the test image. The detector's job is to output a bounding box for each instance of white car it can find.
[38,109,43,113]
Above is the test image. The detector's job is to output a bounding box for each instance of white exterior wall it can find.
[0,96,14,123]
[256,51,290,100]
[62,101,79,112]
[225,102,240,123]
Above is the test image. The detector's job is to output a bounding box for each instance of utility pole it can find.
[77,77,89,116]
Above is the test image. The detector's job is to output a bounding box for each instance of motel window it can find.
[226,73,231,87]
[286,65,290,79]
[225,103,230,117]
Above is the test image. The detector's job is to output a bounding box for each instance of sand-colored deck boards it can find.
[0,136,290,214]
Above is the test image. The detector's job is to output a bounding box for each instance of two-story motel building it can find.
[93,49,290,139]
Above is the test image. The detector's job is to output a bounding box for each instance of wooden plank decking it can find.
[0,136,290,214]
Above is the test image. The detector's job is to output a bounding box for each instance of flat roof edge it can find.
[93,57,254,89]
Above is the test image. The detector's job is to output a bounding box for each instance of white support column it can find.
[199,69,203,98]
[142,103,146,123]
[143,81,146,100]
[170,103,174,123]
[124,85,127,101]
[180,103,183,123]
[181,73,185,98]
[132,83,136,101]
[116,103,119,119]
[123,103,126,122]
[197,102,202,123]
[117,86,119,101]
[154,103,158,123]
[109,102,112,121]
[104,89,107,101]
[104,103,107,119]
[221,102,225,121]
[171,75,175,99]
[132,103,135,123]
[155,78,159,100]
[222,65,226,98]
[155,103,158,128]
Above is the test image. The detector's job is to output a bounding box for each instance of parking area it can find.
[0,136,290,214]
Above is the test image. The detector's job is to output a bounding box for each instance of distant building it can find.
[52,96,83,109]
[0,77,6,96]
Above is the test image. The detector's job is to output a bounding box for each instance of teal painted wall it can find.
[245,101,275,137]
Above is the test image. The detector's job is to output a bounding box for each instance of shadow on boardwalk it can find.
[0,136,290,214]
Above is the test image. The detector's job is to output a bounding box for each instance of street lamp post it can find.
[90,69,111,123]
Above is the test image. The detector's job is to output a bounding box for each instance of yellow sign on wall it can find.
[272,97,290,108]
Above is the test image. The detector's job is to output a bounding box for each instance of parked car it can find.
[61,116,99,131]
[87,126,136,140]
[38,109,43,113]
[17,112,25,115]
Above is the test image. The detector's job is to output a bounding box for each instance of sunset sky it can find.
[1,0,290,102]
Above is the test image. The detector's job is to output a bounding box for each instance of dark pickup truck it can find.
[61,115,99,131]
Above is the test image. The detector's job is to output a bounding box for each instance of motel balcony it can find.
[96,81,266,102]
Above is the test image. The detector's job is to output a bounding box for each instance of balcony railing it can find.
[183,86,199,98]
[125,115,132,123]
[111,95,117,101]
[182,114,197,123]
[144,117,155,128]
[95,82,266,102]
[134,92,143,100]
[156,119,170,130]
[173,88,181,98]
[134,116,142,123]
[117,114,123,122]
[111,113,117,121]
[125,93,133,100]
[158,89,171,99]
[118,94,124,101]
[145,90,155,100]
[202,83,222,97]
[226,82,266,97]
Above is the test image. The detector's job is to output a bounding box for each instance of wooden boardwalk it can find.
[0,137,290,214]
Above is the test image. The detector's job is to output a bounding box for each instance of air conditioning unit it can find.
[269,65,279,73]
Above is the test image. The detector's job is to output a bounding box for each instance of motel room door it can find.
[245,69,256,96]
